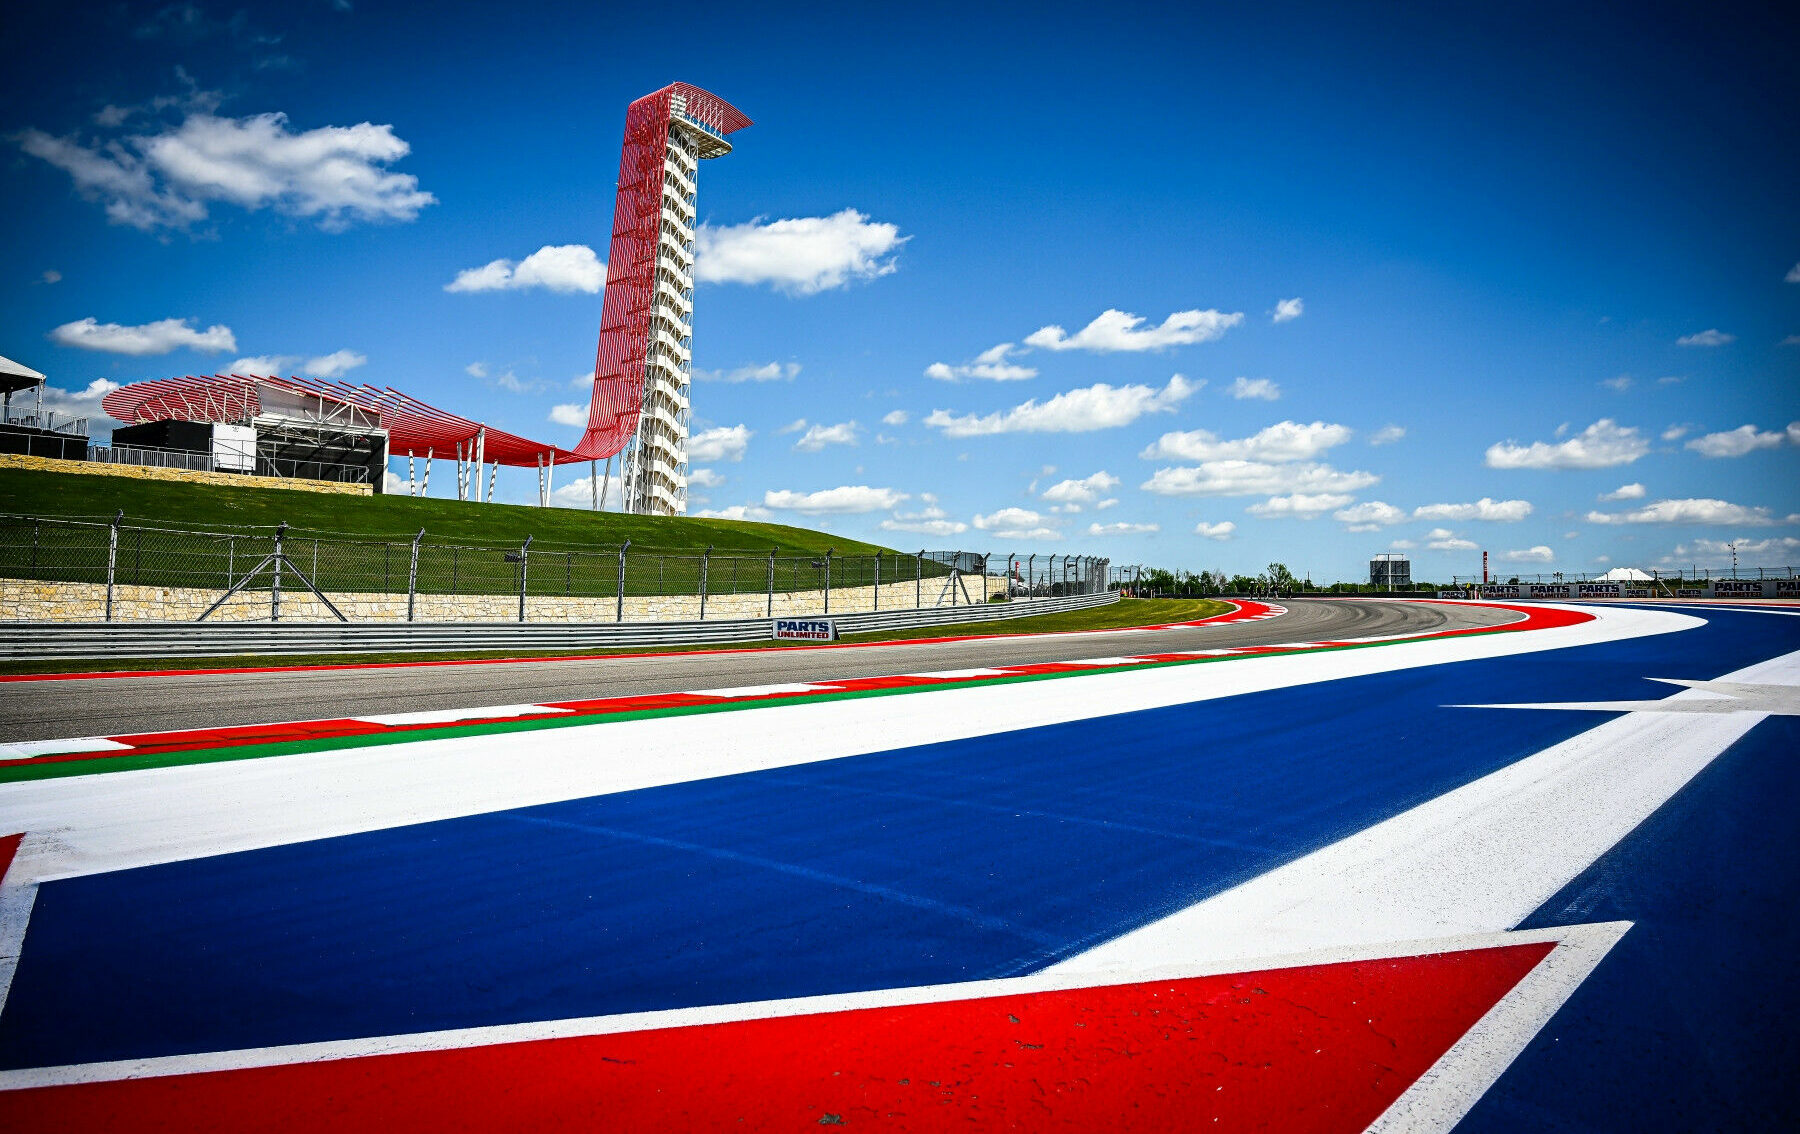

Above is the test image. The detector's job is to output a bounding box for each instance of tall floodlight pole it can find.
[578,85,751,517]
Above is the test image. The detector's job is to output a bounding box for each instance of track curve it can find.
[0,599,1518,742]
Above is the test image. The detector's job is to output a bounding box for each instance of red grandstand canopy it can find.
[101,374,586,467]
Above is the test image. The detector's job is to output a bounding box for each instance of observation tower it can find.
[574,83,752,515]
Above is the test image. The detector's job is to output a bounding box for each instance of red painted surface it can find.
[0,942,1552,1132]
[0,832,22,884]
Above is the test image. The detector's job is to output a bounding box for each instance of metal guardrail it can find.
[0,589,1120,660]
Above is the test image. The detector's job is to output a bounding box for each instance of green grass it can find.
[0,598,1227,676]
[0,466,895,556]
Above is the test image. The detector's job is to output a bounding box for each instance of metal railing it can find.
[86,444,373,484]
[1453,568,1796,584]
[0,513,1113,625]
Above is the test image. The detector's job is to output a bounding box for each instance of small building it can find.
[0,354,89,461]
[1369,552,1411,589]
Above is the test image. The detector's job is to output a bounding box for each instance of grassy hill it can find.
[0,466,898,556]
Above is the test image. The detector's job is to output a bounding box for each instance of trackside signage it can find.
[1577,583,1621,598]
[774,618,838,641]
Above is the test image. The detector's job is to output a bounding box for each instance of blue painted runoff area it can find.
[1,609,1795,1072]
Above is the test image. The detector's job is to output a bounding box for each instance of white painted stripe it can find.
[1051,644,1799,976]
[903,667,1014,680]
[0,923,1605,1091]
[677,683,835,699]
[1056,656,1156,667]
[0,605,1693,888]
[0,738,132,760]
[352,705,570,727]
[1367,921,1630,1134]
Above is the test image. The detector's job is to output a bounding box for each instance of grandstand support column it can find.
[474,427,485,489]
[544,453,554,506]
[421,448,433,497]
[486,461,497,502]
[407,453,416,496]
[600,455,613,510]
[591,459,599,510]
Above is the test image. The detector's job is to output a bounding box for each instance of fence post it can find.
[272,522,286,623]
[105,510,122,622]
[226,535,234,588]
[823,549,833,615]
[767,549,776,617]
[407,528,425,622]
[699,545,712,620]
[516,535,533,622]
[873,552,880,611]
[917,551,924,608]
[616,540,630,623]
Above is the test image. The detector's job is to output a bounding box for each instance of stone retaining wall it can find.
[1,572,1011,623]
[0,453,371,495]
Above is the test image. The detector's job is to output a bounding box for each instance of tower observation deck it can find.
[573,83,751,515]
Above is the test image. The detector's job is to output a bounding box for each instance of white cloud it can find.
[692,504,774,522]
[1040,470,1121,505]
[880,496,968,537]
[50,316,235,356]
[26,377,121,425]
[1685,424,1787,458]
[1661,425,1689,441]
[925,374,1196,438]
[40,270,61,284]
[1247,493,1356,518]
[1601,483,1646,501]
[1783,335,1800,347]
[1428,532,1479,551]
[1194,521,1236,540]
[22,112,434,232]
[1334,500,1407,527]
[1141,420,1351,463]
[1088,521,1159,535]
[1141,460,1378,498]
[688,424,751,463]
[1388,539,1416,550]
[1228,376,1280,401]
[1787,263,1800,284]
[445,245,605,294]
[1502,546,1555,563]
[793,420,858,452]
[549,468,623,509]
[466,361,489,379]
[1601,374,1633,392]
[776,418,808,435]
[925,342,1037,382]
[1674,536,1800,560]
[1676,328,1734,347]
[1369,424,1405,446]
[1586,498,1796,526]
[1024,308,1242,353]
[1271,297,1304,323]
[228,349,366,378]
[972,507,1060,541]
[694,361,800,383]
[764,485,907,514]
[687,467,724,488]
[881,409,909,426]
[547,403,587,427]
[1412,498,1533,522]
[694,209,907,294]
[1484,419,1648,469]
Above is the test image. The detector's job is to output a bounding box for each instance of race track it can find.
[1,597,1793,1130]
[0,598,1515,741]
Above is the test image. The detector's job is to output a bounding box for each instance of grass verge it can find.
[0,598,1232,677]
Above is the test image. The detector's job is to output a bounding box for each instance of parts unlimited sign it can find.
[774,618,838,641]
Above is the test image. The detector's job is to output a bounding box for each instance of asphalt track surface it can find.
[0,598,1516,741]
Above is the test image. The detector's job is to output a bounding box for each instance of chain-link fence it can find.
[0,514,1113,623]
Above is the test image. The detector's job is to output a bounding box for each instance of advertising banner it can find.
[773,618,838,641]
[1529,584,1571,599]
[1577,583,1621,598]
[1677,588,1706,597]
[1479,585,1521,599]
[1777,580,1800,598]
[1625,588,1652,597]
[1713,580,1764,596]
[1437,590,1468,599]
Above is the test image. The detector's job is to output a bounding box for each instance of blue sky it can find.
[4,0,1796,580]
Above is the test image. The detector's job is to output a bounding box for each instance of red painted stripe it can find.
[0,941,1553,1132]
[0,603,1272,684]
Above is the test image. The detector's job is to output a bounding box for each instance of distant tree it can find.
[1266,562,1298,593]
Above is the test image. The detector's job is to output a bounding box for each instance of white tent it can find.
[1597,566,1653,582]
